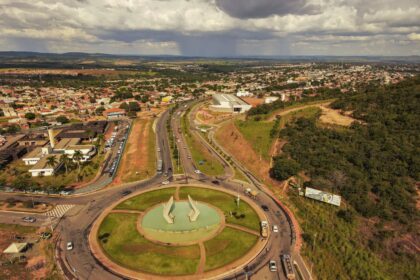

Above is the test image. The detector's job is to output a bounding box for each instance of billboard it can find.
[305,187,341,206]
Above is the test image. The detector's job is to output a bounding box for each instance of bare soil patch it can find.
[319,105,356,127]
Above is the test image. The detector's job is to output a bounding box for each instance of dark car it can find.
[211,180,220,185]
[121,190,132,196]
[261,205,269,212]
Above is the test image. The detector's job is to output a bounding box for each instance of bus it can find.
[281,254,296,280]
[157,159,163,174]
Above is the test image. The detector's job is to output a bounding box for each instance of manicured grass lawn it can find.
[98,213,200,275]
[182,110,225,176]
[178,187,260,231]
[235,119,274,161]
[115,188,176,211]
[204,227,258,271]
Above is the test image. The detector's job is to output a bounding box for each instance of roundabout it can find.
[89,185,268,279]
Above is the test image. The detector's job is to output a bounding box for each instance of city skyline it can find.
[1,0,419,57]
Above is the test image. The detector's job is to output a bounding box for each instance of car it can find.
[187,155,191,159]
[22,217,36,223]
[272,225,279,233]
[121,190,132,196]
[162,180,170,185]
[66,242,73,251]
[164,172,168,176]
[194,169,201,174]
[261,205,269,212]
[40,232,52,240]
[157,148,161,152]
[269,260,277,272]
[211,180,220,185]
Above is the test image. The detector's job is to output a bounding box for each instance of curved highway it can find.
[0,104,303,280]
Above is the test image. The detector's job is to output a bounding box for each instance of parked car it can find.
[211,180,220,185]
[40,232,52,240]
[162,181,170,185]
[22,217,36,223]
[272,225,279,233]
[194,169,201,174]
[269,260,277,272]
[66,242,73,251]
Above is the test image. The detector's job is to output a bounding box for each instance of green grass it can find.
[266,98,336,120]
[115,188,175,211]
[288,191,420,280]
[204,227,258,271]
[178,187,260,231]
[181,109,225,176]
[98,213,200,275]
[232,167,250,183]
[278,107,321,129]
[235,119,274,161]
[0,223,37,234]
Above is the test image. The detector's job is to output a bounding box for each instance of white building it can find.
[64,145,96,162]
[265,96,279,104]
[28,155,62,177]
[210,94,252,113]
[236,90,253,97]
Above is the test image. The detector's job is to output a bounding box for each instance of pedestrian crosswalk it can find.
[44,204,75,218]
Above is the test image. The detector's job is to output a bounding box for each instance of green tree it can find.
[25,112,36,120]
[56,115,69,124]
[270,155,301,181]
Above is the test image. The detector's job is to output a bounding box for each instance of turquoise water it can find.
[142,201,221,232]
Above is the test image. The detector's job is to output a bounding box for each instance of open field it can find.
[0,223,61,280]
[319,105,356,127]
[181,110,224,176]
[204,227,258,271]
[234,119,274,161]
[266,99,336,121]
[115,116,157,184]
[178,187,260,231]
[115,188,175,211]
[98,213,200,275]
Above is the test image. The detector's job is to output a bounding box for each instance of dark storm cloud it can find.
[215,0,319,18]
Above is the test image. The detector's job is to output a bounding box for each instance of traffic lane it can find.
[0,211,52,227]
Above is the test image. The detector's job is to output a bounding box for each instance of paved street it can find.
[0,105,309,280]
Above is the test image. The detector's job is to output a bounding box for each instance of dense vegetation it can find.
[275,77,419,279]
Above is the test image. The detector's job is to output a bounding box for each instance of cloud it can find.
[408,33,420,40]
[215,0,320,18]
[0,0,418,56]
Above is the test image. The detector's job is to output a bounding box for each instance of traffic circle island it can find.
[89,185,269,279]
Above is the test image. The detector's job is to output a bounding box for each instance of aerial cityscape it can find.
[0,1,419,280]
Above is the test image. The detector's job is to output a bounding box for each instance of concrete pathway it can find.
[109,209,143,214]
[225,223,260,236]
[196,242,206,274]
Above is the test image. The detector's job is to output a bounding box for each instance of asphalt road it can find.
[0,104,306,280]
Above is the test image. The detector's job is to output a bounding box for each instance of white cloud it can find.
[0,0,418,55]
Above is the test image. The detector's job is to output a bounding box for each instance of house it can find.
[265,96,279,104]
[236,90,253,97]
[3,242,28,254]
[28,155,62,177]
[103,108,126,119]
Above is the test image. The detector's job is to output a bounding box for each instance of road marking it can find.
[44,204,75,218]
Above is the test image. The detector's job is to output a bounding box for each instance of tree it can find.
[60,154,71,175]
[95,106,105,116]
[73,150,83,180]
[25,112,36,120]
[46,156,58,175]
[270,155,301,181]
[56,115,69,124]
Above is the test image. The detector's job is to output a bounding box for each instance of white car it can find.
[162,180,170,185]
[273,225,279,233]
[66,242,73,251]
[194,169,201,174]
[269,260,277,272]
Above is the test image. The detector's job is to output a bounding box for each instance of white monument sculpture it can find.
[162,195,201,224]
[163,196,175,224]
[188,195,200,222]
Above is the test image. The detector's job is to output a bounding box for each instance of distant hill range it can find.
[0,51,418,69]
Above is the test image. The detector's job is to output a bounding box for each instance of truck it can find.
[281,254,296,280]
[157,159,163,174]
[260,221,269,238]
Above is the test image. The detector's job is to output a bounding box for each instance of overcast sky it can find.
[0,0,419,56]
